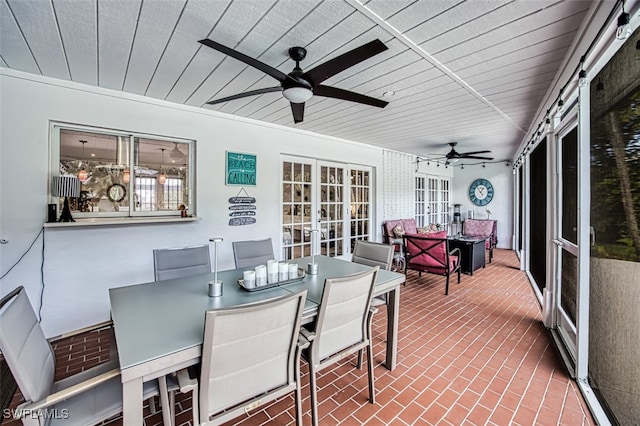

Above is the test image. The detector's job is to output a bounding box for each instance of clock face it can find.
[107,184,126,202]
[469,178,494,206]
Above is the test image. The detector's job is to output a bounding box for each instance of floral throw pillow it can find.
[393,225,405,238]
[417,224,439,234]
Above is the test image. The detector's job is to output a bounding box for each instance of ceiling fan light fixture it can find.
[449,158,460,163]
[283,87,313,103]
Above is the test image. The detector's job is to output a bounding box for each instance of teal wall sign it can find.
[226,151,256,186]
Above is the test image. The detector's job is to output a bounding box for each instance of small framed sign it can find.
[226,151,256,186]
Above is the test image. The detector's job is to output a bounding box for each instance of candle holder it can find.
[307,229,319,275]
[208,237,223,297]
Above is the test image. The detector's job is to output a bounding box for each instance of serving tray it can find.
[237,268,306,292]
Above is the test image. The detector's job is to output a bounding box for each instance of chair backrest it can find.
[0,286,55,403]
[313,267,379,361]
[382,219,418,243]
[199,290,307,421]
[352,240,393,271]
[403,232,449,268]
[153,244,211,281]
[232,238,275,269]
[463,219,494,237]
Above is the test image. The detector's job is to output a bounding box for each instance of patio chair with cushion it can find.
[403,231,461,295]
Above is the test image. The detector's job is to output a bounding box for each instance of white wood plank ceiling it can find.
[0,0,604,163]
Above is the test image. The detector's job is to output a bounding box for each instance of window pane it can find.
[59,129,129,214]
[134,138,189,213]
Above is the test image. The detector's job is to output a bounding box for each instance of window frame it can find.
[49,121,195,220]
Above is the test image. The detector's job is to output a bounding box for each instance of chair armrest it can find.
[449,247,461,258]
[300,327,315,342]
[298,334,310,350]
[176,368,198,393]
[19,368,120,411]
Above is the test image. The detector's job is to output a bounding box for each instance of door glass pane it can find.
[428,177,438,224]
[350,168,372,251]
[415,176,426,227]
[282,161,313,260]
[559,249,578,325]
[440,178,450,231]
[530,138,548,291]
[320,165,344,257]
[561,128,578,244]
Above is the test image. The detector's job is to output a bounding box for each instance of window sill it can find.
[43,216,199,228]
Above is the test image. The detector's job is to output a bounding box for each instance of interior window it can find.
[54,125,193,219]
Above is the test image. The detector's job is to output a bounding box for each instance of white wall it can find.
[0,69,516,337]
[0,70,385,336]
[452,163,514,249]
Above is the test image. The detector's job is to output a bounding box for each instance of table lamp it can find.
[52,176,80,222]
[208,237,223,297]
[307,229,319,275]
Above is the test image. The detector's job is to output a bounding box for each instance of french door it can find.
[281,157,372,260]
[415,174,451,230]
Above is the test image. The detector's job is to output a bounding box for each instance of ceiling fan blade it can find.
[199,39,290,83]
[463,156,494,161]
[460,150,491,156]
[314,85,388,108]
[205,87,282,105]
[291,102,304,123]
[304,39,388,86]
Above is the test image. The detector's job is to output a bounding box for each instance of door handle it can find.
[552,239,565,247]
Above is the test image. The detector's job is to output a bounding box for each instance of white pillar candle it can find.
[267,260,279,284]
[243,270,256,289]
[255,265,267,287]
[278,262,289,281]
[288,263,298,279]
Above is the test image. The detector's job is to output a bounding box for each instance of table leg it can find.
[123,376,144,426]
[385,284,400,370]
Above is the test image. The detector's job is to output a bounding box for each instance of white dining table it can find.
[109,255,404,425]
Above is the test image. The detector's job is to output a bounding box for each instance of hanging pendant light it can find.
[578,56,588,87]
[122,168,130,183]
[170,142,185,161]
[78,140,88,183]
[616,0,631,40]
[158,148,167,185]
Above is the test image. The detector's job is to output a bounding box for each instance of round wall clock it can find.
[107,183,127,202]
[469,178,494,206]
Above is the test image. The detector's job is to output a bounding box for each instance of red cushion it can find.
[408,255,459,275]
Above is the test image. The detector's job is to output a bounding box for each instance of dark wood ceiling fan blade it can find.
[314,85,388,108]
[199,39,290,83]
[205,87,282,105]
[460,150,491,156]
[304,39,388,85]
[291,102,304,123]
[463,156,494,160]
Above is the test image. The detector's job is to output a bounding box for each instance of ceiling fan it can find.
[198,38,389,123]
[443,142,493,162]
